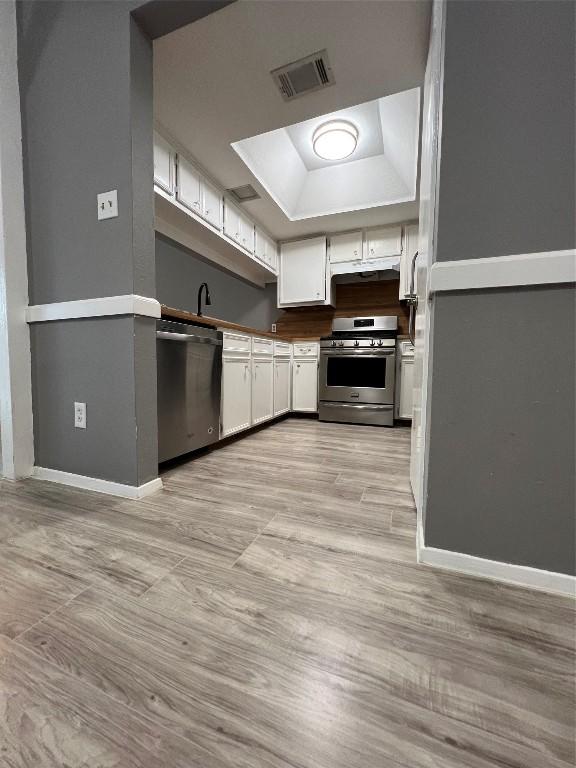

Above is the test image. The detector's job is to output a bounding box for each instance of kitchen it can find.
[152,1,423,463]
[1,1,574,766]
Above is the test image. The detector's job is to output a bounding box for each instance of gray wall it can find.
[31,317,144,485]
[156,233,280,330]
[425,286,575,574]
[424,0,576,574]
[436,0,575,261]
[18,0,157,486]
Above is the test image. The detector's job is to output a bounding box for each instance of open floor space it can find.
[0,420,573,768]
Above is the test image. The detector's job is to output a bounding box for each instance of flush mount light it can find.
[312,120,359,161]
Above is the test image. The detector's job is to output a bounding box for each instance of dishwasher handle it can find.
[156,331,222,346]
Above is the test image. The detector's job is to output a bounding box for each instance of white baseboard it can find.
[417,525,575,597]
[32,466,163,500]
[26,295,161,323]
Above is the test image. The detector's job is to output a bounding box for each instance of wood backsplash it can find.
[275,279,409,338]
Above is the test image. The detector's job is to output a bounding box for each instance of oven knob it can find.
[377,340,383,347]
[331,340,337,347]
[370,340,375,347]
[354,340,359,347]
[338,341,345,347]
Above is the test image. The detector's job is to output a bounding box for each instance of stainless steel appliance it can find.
[318,316,398,427]
[157,319,223,462]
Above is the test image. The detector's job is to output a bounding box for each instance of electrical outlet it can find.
[74,402,86,429]
[97,189,118,221]
[271,323,277,333]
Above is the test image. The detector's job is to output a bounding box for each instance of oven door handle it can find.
[321,403,393,411]
[320,351,395,357]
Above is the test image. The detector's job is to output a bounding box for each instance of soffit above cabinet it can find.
[153,0,430,240]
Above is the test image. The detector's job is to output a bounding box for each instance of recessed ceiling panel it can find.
[232,88,421,221]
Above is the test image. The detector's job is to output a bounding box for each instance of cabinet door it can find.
[221,358,252,437]
[238,210,254,254]
[153,133,174,195]
[292,359,318,412]
[365,226,402,261]
[273,359,290,416]
[397,356,415,420]
[254,228,267,263]
[202,179,222,231]
[279,237,327,305]
[268,238,278,272]
[223,200,241,243]
[399,223,419,299]
[252,358,273,425]
[329,231,363,264]
[177,156,203,215]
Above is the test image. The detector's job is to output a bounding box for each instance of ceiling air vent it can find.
[227,184,260,203]
[271,49,335,101]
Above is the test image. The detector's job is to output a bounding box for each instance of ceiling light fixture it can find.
[312,120,358,161]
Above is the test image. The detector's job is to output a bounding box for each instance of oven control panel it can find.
[320,338,396,349]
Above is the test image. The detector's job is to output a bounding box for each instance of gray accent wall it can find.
[30,317,151,486]
[156,234,280,330]
[424,0,576,575]
[425,286,575,575]
[18,0,157,486]
[436,0,576,261]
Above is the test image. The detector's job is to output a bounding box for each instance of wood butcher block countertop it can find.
[160,306,319,342]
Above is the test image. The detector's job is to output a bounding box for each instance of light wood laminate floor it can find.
[0,419,574,767]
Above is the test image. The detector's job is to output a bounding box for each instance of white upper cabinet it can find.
[399,223,419,300]
[238,209,255,254]
[365,225,403,261]
[177,156,203,215]
[202,178,223,231]
[279,237,327,307]
[255,228,278,273]
[223,198,240,242]
[153,132,175,195]
[223,199,254,253]
[329,231,363,264]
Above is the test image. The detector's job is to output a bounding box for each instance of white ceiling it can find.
[154,0,432,240]
[231,88,420,221]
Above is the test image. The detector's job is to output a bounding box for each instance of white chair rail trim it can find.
[26,295,162,323]
[429,249,575,293]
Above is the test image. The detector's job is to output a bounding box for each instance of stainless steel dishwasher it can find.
[156,320,223,463]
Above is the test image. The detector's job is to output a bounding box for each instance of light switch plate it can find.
[97,189,118,221]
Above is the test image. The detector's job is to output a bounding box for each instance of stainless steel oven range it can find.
[318,316,398,427]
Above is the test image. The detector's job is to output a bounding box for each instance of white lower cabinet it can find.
[273,359,291,416]
[395,342,415,420]
[221,356,252,437]
[252,358,274,425]
[292,358,318,412]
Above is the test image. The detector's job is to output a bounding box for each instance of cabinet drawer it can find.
[293,342,319,358]
[252,337,274,356]
[222,331,251,353]
[273,341,291,357]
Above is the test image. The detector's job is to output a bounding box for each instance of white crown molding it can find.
[33,466,163,500]
[429,249,576,293]
[417,521,575,598]
[26,295,162,323]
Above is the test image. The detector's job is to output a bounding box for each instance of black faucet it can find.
[197,282,212,317]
